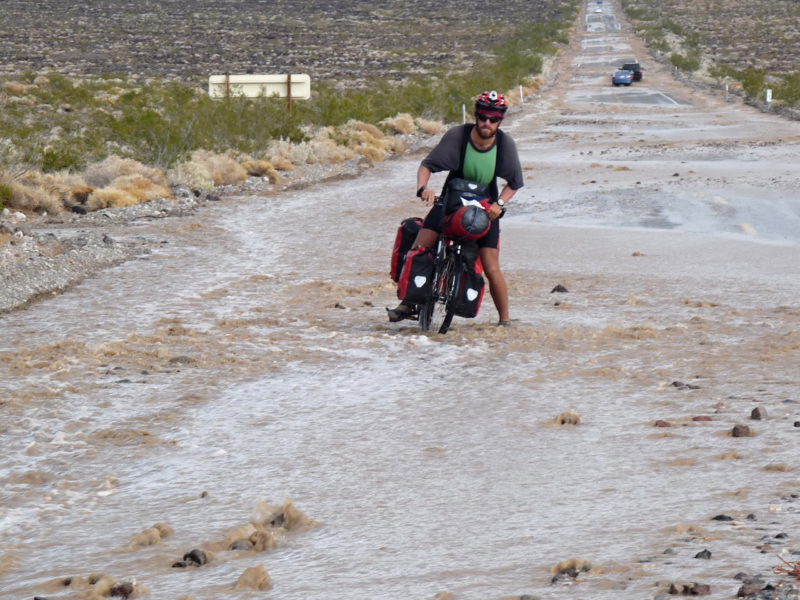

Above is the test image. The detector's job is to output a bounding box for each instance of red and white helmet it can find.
[475,90,508,115]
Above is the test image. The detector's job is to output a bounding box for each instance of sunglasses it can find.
[476,113,503,124]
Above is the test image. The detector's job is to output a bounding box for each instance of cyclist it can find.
[388,90,524,326]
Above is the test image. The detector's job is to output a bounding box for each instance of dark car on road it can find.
[612,69,633,86]
[621,62,644,81]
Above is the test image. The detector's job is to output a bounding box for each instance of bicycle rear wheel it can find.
[419,251,457,334]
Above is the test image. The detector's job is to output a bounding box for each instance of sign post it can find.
[208,74,311,113]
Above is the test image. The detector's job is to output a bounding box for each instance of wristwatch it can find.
[496,199,506,207]
[416,186,426,198]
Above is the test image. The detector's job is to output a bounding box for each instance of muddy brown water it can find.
[2,2,800,599]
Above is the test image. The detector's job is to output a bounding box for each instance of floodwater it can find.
[2,2,800,599]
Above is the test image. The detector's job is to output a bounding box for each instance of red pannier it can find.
[453,248,485,318]
[396,246,434,304]
[390,217,423,282]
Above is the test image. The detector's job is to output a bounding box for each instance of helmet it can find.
[475,90,508,114]
[443,205,491,240]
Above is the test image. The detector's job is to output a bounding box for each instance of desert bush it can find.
[670,52,701,72]
[84,156,166,188]
[0,8,579,178]
[775,72,800,105]
[0,181,11,210]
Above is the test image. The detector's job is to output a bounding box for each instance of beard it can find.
[475,124,496,140]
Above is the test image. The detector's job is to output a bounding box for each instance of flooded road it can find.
[3,1,800,599]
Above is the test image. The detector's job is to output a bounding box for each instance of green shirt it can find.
[463,141,497,186]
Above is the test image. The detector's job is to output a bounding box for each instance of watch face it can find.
[497,200,505,207]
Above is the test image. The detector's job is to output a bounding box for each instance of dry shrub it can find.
[233,564,272,591]
[312,138,356,163]
[241,159,280,183]
[193,150,247,186]
[764,463,793,472]
[84,155,166,188]
[3,81,30,95]
[7,182,64,214]
[552,557,592,573]
[87,175,171,210]
[381,113,417,135]
[417,118,446,135]
[127,523,174,549]
[555,409,581,425]
[359,144,388,162]
[271,155,295,170]
[167,161,215,190]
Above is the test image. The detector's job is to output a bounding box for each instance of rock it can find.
[736,582,762,597]
[686,583,711,595]
[694,549,712,559]
[551,284,568,293]
[654,420,673,427]
[672,381,700,390]
[110,581,135,598]
[184,548,207,565]
[732,424,752,437]
[692,416,713,421]
[230,539,253,551]
[712,514,734,521]
[750,407,768,420]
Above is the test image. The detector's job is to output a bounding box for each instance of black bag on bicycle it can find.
[390,217,423,282]
[452,246,486,318]
[442,178,490,214]
[396,246,434,304]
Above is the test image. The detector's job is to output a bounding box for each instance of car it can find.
[612,69,633,86]
[621,62,644,81]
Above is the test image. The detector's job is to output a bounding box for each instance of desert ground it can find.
[1,1,800,600]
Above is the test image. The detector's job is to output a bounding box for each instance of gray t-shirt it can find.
[421,124,524,192]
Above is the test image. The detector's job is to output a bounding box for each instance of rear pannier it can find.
[396,246,434,304]
[390,217,423,282]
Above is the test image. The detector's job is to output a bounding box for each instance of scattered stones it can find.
[732,424,753,437]
[751,407,768,420]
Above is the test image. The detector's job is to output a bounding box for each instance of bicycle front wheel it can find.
[419,252,457,334]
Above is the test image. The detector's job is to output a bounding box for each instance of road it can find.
[2,2,800,599]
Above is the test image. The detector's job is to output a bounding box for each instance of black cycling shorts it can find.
[422,203,500,249]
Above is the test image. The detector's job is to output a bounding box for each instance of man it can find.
[388,90,524,326]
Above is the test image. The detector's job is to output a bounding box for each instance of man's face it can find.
[475,111,503,139]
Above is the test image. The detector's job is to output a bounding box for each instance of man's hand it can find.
[487,202,504,220]
[419,188,437,206]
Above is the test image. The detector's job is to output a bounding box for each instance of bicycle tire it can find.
[419,249,457,334]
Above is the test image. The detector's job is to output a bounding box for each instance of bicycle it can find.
[417,197,489,334]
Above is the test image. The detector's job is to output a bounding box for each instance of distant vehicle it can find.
[612,69,633,86]
[621,62,644,81]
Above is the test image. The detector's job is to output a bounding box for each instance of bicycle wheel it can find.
[419,251,457,334]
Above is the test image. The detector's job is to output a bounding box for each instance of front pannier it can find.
[390,217,423,282]
[396,246,434,304]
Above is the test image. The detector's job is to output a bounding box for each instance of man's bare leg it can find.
[479,246,510,323]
